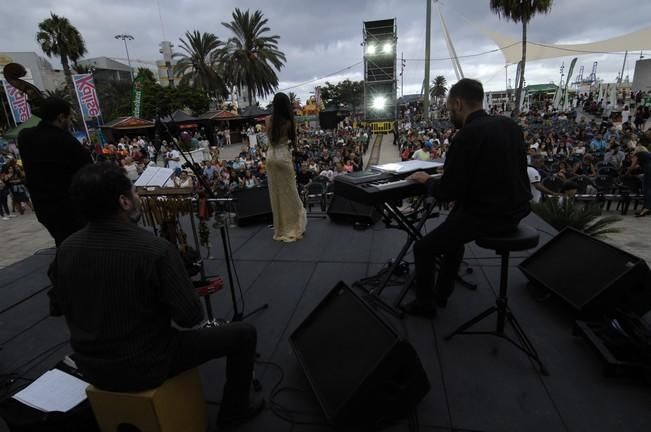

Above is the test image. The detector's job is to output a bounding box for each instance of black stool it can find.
[445,223,548,375]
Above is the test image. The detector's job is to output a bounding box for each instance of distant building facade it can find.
[156,41,178,88]
[77,57,132,83]
[0,52,66,92]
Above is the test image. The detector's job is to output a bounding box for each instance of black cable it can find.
[223,220,246,314]
[255,360,329,431]
[277,61,364,92]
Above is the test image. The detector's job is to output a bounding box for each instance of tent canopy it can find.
[480,26,651,65]
[101,117,154,130]
[159,110,198,123]
[3,116,41,139]
[198,110,238,121]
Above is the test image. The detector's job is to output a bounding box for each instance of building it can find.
[0,52,65,92]
[632,58,651,93]
[156,41,178,88]
[76,57,132,83]
[232,85,257,109]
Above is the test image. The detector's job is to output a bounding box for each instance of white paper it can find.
[13,369,89,413]
[149,167,174,187]
[372,160,443,174]
[134,166,158,187]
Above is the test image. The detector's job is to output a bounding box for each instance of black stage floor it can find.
[1,211,650,432]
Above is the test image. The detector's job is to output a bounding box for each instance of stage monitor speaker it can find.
[290,282,430,429]
[232,186,272,226]
[327,195,381,226]
[519,227,651,318]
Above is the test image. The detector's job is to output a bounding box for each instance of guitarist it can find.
[18,97,92,246]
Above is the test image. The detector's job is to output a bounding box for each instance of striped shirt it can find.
[49,220,203,391]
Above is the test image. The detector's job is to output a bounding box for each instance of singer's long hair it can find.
[270,92,296,146]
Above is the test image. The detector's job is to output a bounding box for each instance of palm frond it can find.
[531,198,621,239]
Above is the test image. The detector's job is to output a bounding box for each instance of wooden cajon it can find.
[86,368,206,432]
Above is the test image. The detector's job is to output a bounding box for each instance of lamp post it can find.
[114,34,135,82]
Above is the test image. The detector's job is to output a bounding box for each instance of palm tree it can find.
[430,75,447,106]
[489,0,553,115]
[288,91,301,105]
[36,13,87,103]
[136,67,157,84]
[221,8,286,105]
[173,30,228,98]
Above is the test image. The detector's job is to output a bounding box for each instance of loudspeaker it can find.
[290,282,430,429]
[232,186,272,226]
[327,195,382,226]
[519,227,651,318]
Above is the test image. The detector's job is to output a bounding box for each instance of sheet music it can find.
[372,160,443,174]
[13,369,89,413]
[135,167,174,187]
[134,166,158,187]
[149,167,174,187]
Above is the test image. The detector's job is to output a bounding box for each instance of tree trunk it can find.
[514,19,528,116]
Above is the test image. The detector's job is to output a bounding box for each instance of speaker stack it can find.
[326,195,382,226]
[519,227,651,318]
[290,282,430,429]
[231,186,273,226]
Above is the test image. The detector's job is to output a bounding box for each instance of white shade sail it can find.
[480,26,651,65]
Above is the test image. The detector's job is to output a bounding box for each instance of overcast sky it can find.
[3,0,651,104]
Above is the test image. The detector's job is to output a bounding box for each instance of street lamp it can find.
[114,34,135,82]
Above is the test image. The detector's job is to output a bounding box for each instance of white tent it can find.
[479,26,651,65]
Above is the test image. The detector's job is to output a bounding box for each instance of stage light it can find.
[371,96,387,110]
[383,43,393,54]
[366,44,376,55]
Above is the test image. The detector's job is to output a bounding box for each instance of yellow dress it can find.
[266,141,307,242]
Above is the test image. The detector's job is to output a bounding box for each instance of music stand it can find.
[155,112,268,324]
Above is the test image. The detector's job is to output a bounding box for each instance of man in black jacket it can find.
[403,79,531,317]
[17,97,92,246]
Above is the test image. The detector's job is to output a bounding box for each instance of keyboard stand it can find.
[355,197,438,318]
[355,196,478,318]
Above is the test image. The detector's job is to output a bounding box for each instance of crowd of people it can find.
[394,92,651,216]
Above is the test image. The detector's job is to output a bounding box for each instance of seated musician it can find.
[48,163,264,428]
[403,79,532,317]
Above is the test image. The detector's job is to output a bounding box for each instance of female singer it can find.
[265,93,306,242]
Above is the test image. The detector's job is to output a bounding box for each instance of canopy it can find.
[198,110,239,121]
[3,115,41,139]
[101,117,154,130]
[159,110,199,123]
[525,84,558,94]
[480,26,651,65]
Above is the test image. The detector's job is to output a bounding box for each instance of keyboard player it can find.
[402,78,532,317]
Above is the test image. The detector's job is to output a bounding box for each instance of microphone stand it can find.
[155,111,268,322]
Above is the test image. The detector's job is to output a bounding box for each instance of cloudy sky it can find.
[3,0,650,104]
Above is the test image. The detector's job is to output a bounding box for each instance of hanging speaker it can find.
[519,227,651,318]
[290,281,430,429]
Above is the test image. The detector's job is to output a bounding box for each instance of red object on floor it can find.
[194,277,224,297]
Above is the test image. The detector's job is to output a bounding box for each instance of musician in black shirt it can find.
[18,98,92,246]
[404,79,531,317]
[49,163,263,428]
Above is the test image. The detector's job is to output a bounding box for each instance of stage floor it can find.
[1,211,650,432]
